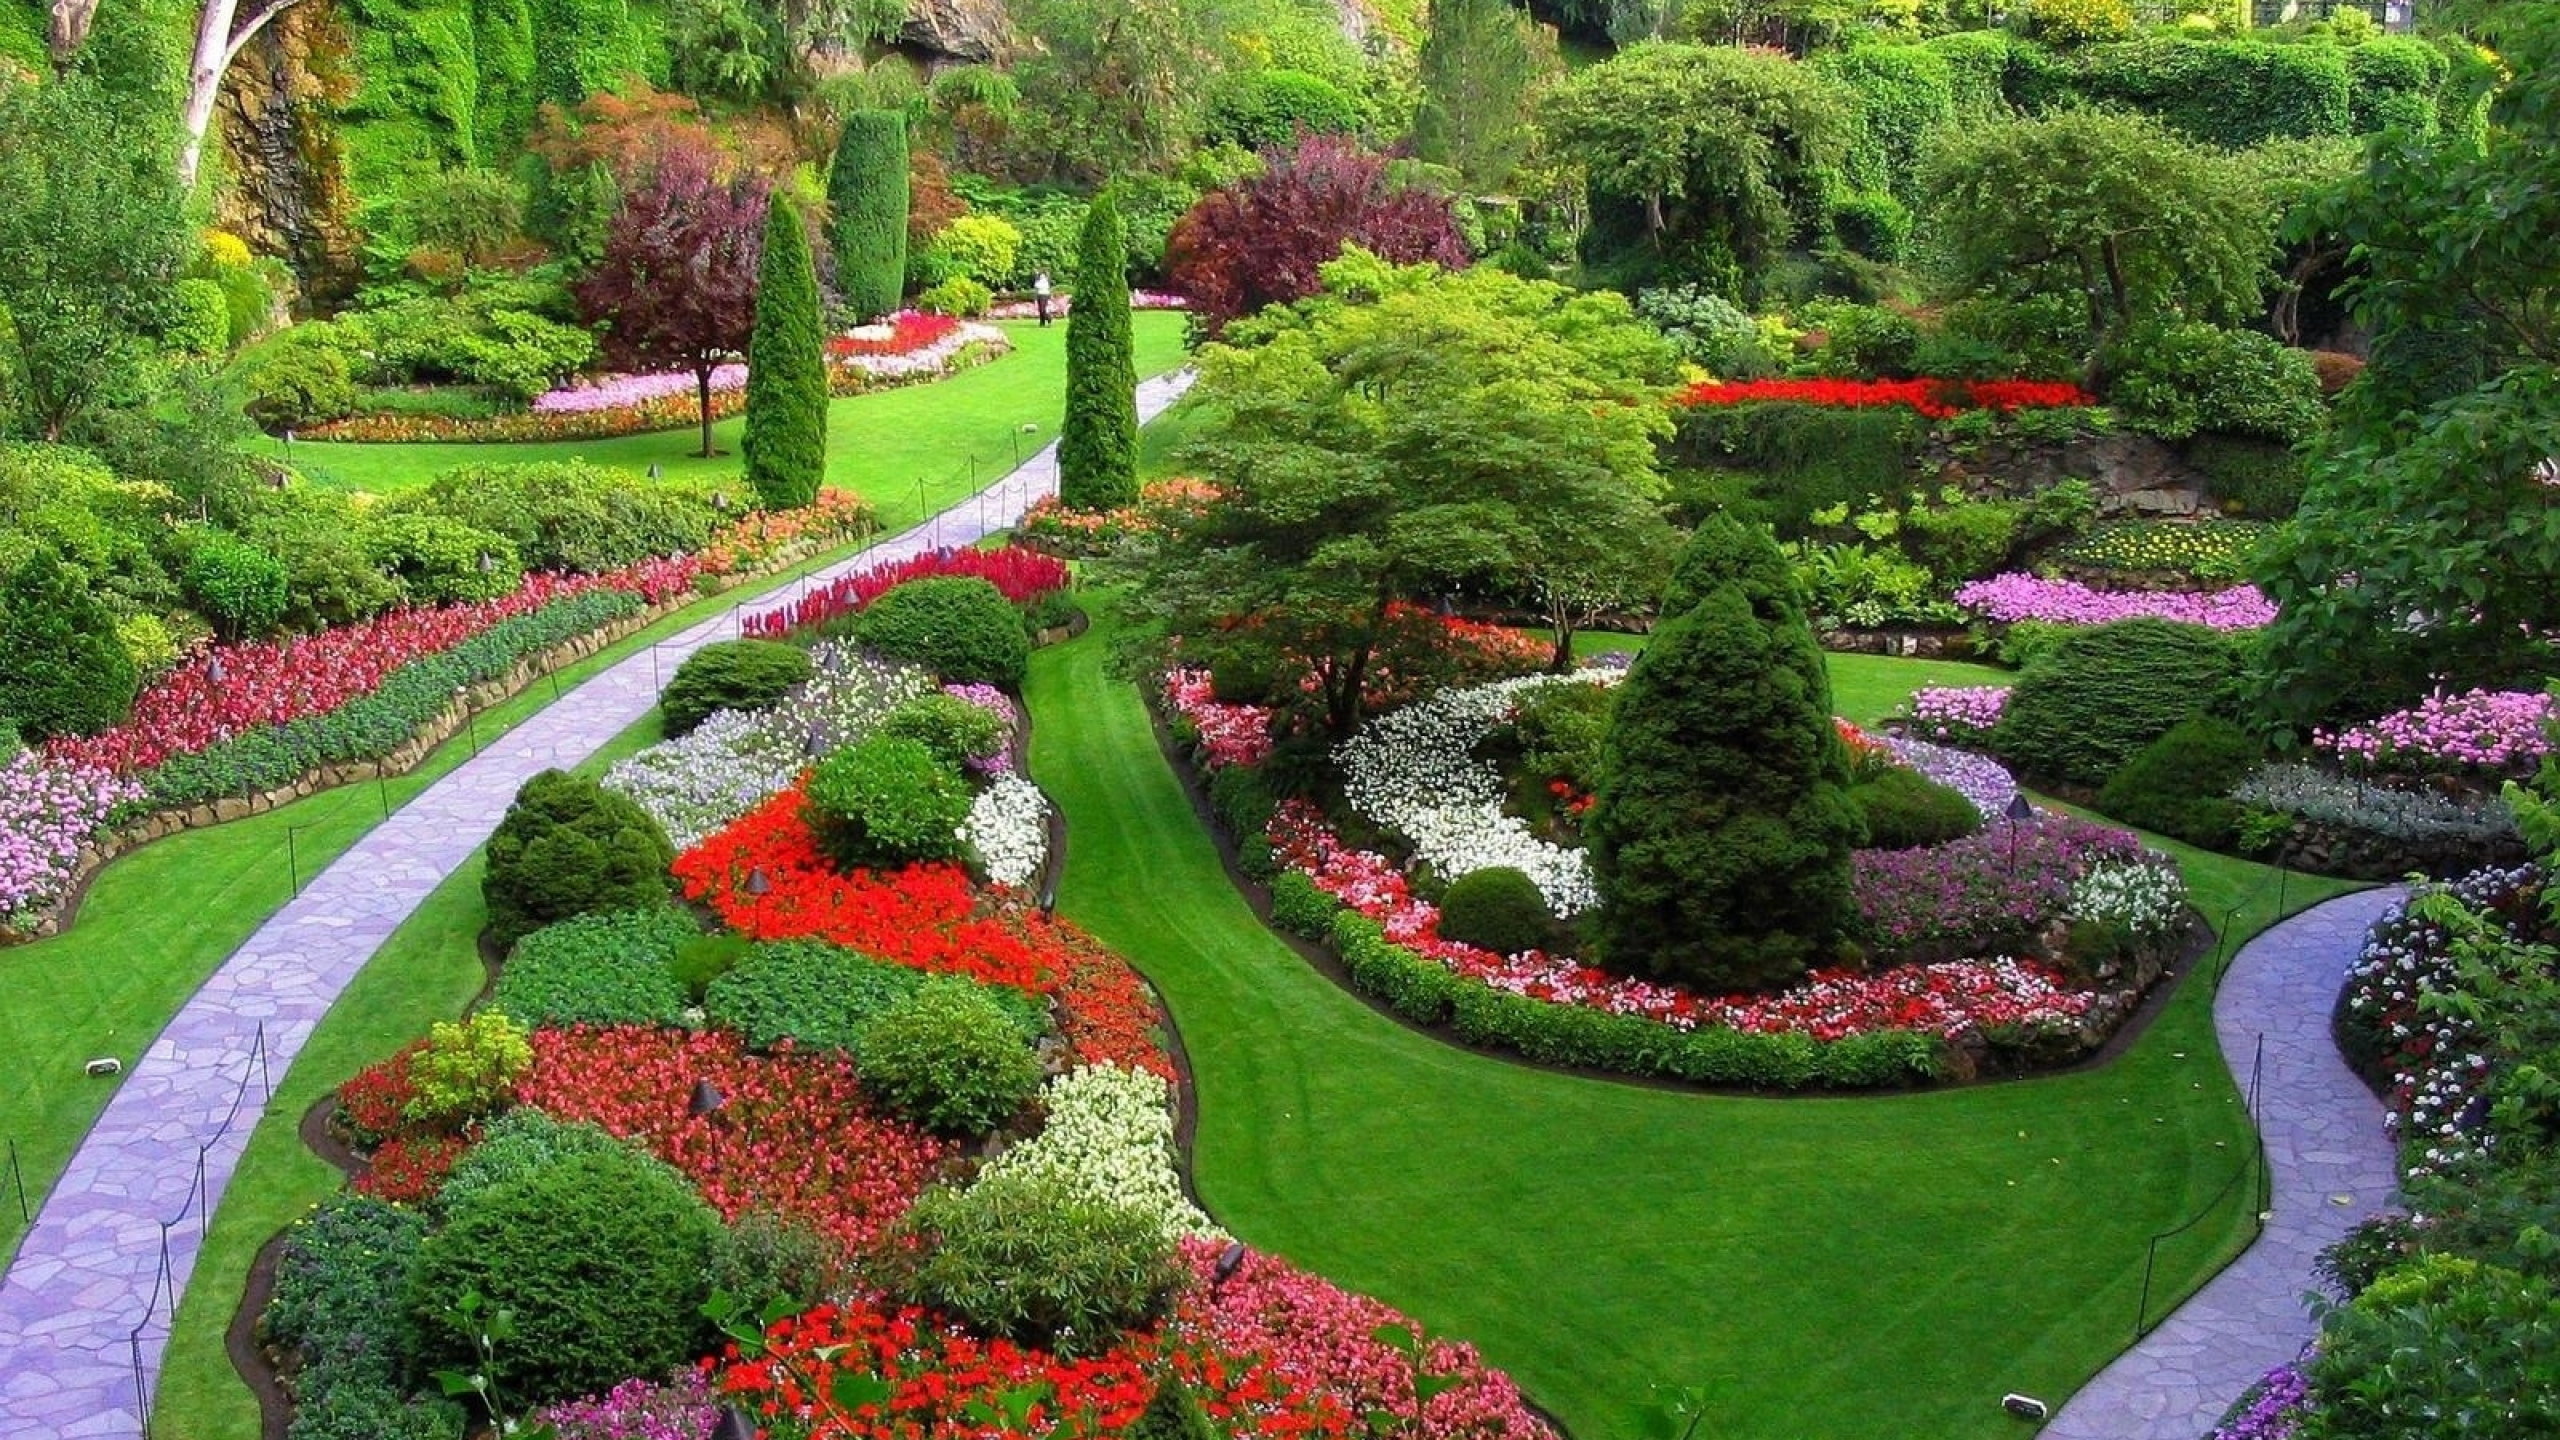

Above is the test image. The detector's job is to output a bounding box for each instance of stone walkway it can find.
[2043,886,2406,1438]
[0,370,1194,1437]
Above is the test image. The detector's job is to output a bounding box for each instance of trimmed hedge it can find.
[744,193,829,510]
[1851,767,1983,850]
[2095,715,2262,851]
[482,768,677,949]
[660,638,814,737]
[827,111,910,321]
[1436,866,1553,956]
[491,906,699,1028]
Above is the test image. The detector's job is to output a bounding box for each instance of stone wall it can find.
[1923,430,2216,519]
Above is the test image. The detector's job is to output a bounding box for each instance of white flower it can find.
[961,773,1049,888]
[2067,859,2188,937]
[980,1065,1223,1243]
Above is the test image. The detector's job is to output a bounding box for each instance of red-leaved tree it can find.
[1165,133,1472,334]
[574,142,770,457]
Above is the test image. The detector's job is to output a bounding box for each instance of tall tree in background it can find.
[827,110,910,320]
[744,193,828,510]
[1414,0,1556,193]
[1058,193,1138,511]
[1002,0,1224,184]
[574,145,768,457]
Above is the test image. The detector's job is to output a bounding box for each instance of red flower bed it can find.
[1675,377,2096,419]
[827,312,963,359]
[336,1043,425,1146]
[744,546,1070,638]
[519,1025,956,1257]
[1050,927,1174,1080]
[355,1132,474,1204]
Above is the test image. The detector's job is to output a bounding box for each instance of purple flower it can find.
[2316,688,2553,775]
[534,1371,717,1440]
[1954,574,2277,630]
[2208,1360,2308,1440]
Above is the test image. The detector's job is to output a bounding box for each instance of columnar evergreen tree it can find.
[1584,516,1864,992]
[827,110,910,320]
[1058,192,1138,511]
[743,194,828,510]
[1413,0,1554,192]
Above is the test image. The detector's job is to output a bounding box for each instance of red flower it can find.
[1673,377,2096,419]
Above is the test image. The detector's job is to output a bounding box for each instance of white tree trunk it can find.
[47,0,98,68]
[179,0,309,187]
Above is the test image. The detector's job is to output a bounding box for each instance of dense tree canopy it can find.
[1414,0,1559,193]
[1002,0,1228,184]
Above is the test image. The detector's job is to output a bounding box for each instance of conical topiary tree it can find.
[743,194,828,510]
[1058,192,1138,511]
[826,110,909,321]
[1584,515,1866,991]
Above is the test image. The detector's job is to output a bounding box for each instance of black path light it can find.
[745,866,772,897]
[711,1404,757,1440]
[1213,1240,1249,1288]
[2004,791,2034,872]
[205,654,227,686]
[689,1077,728,1117]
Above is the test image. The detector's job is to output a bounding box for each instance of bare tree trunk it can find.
[179,0,311,186]
[47,0,97,70]
[697,367,716,457]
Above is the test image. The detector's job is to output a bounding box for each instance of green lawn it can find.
[1025,604,2356,1440]
[263,315,1190,502]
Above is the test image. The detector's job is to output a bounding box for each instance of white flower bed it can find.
[980,1065,1223,1243]
[839,322,1006,381]
[961,773,1050,888]
[1335,672,1622,917]
[2068,858,2188,937]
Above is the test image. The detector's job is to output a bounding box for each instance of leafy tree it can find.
[574,143,767,457]
[1584,516,1863,992]
[1920,109,2277,376]
[1414,0,1558,193]
[1537,43,1850,298]
[744,193,829,509]
[1000,0,1228,184]
[1165,134,1472,335]
[2252,11,2560,725]
[0,548,140,740]
[827,110,910,320]
[1060,193,1139,511]
[1126,250,1676,738]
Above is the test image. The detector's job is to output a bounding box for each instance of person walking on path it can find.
[1034,270,1054,326]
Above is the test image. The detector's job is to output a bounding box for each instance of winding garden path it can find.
[0,369,1194,1438]
[2044,886,2404,1439]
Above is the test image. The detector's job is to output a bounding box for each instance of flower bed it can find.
[2055,520,2271,582]
[1016,478,1222,557]
[1952,573,2277,630]
[2315,688,2554,777]
[744,546,1071,638]
[1904,685,2008,746]
[0,755,143,924]
[982,290,1190,321]
[1675,377,2097,418]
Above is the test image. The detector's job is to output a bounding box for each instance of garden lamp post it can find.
[745,866,771,898]
[2004,791,2033,872]
[205,655,226,686]
[688,1078,727,1117]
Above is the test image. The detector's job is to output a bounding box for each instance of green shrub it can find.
[1828,192,1913,264]
[1851,767,1983,850]
[874,1168,1184,1354]
[182,531,291,640]
[1129,1376,1219,1440]
[1436,866,1553,955]
[2095,715,2261,850]
[1506,681,1613,790]
[392,461,719,574]
[2188,435,2307,519]
[745,194,830,511]
[235,489,403,628]
[877,691,1006,770]
[435,1111,667,1215]
[1898,497,2024,583]
[708,1210,837,1320]
[492,906,698,1028]
[234,327,357,430]
[850,576,1030,687]
[926,215,1022,288]
[705,937,1043,1053]
[1205,763,1278,841]
[403,1010,533,1129]
[670,932,752,1002]
[167,277,232,358]
[1634,285,1783,379]
[1204,68,1365,149]
[917,276,993,317]
[2103,321,2325,442]
[660,639,815,737]
[263,1195,463,1440]
[407,1147,722,1404]
[1802,299,1922,378]
[359,512,522,605]
[0,549,139,740]
[804,735,973,868]
[1207,645,1284,705]
[1269,870,1341,939]
[2026,0,2131,47]
[2056,519,2270,582]
[2346,35,2448,137]
[1993,619,2244,787]
[482,769,677,949]
[855,976,1044,1135]
[828,111,910,320]
[2305,1257,2560,1440]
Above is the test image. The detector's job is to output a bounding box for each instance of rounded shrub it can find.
[877,691,1006,770]
[0,549,140,740]
[402,1010,533,1130]
[708,939,935,1053]
[435,1110,663,1214]
[492,906,698,1028]
[2095,714,2263,850]
[804,735,973,868]
[182,532,291,641]
[855,976,1043,1135]
[850,576,1030,688]
[873,1168,1183,1355]
[917,276,993,317]
[1850,767,1983,850]
[660,638,815,737]
[1436,866,1553,956]
[406,1146,721,1404]
[235,327,357,430]
[482,769,678,949]
[358,512,522,605]
[1992,620,2244,788]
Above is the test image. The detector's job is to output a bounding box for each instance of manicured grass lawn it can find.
[1026,604,2356,1440]
[1567,625,2014,730]
[262,315,1191,505]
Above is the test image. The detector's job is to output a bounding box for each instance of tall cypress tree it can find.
[826,110,910,320]
[1584,515,1865,992]
[744,194,829,510]
[1058,192,1138,511]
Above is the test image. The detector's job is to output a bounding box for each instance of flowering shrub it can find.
[979,1065,1221,1244]
[696,490,876,575]
[335,1043,423,1146]
[1017,478,1222,556]
[1676,377,2098,418]
[2069,859,2189,938]
[1952,574,2277,630]
[2058,521,2271,582]
[744,546,1070,638]
[1883,736,2019,819]
[352,1132,474,1204]
[1905,685,2009,746]
[536,1371,719,1440]
[1849,814,2157,956]
[942,684,1020,776]
[962,773,1050,888]
[2316,689,2555,776]
[0,754,142,923]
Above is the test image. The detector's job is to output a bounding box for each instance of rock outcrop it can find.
[897,0,1009,64]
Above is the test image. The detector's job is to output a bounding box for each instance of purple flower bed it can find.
[1907,685,2008,746]
[1887,735,2019,818]
[2208,1359,2308,1440]
[1954,574,2277,630]
[535,1371,717,1440]
[0,753,143,923]
[1852,813,2148,954]
[2316,687,2554,775]
[943,682,1021,776]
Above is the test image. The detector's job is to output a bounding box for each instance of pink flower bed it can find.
[1907,685,2008,746]
[742,546,1069,638]
[1165,671,1275,768]
[984,291,1190,320]
[2316,687,2554,775]
[1953,574,2277,630]
[0,755,144,918]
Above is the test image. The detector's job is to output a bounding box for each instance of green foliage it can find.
[1635,286,1783,378]
[875,1168,1185,1353]
[804,735,973,868]
[232,328,359,431]
[1413,0,1554,191]
[2023,0,2130,47]
[482,769,677,949]
[708,1210,837,1321]
[1673,403,1923,534]
[917,276,993,318]
[359,512,522,604]
[1507,681,1614,791]
[2346,36,2450,138]
[1129,1377,1220,1440]
[1437,866,1555,955]
[1207,69,1366,150]
[181,532,291,642]
[2303,1257,2560,1440]
[704,937,1044,1052]
[744,195,829,510]
[1586,517,1863,991]
[0,548,138,740]
[661,639,815,737]
[1816,42,1955,207]
[1827,192,1912,265]
[2102,322,2324,442]
[851,576,1031,687]
[403,1010,534,1129]
[408,1146,721,1404]
[1993,619,2243,787]
[492,906,698,1028]
[878,692,1007,770]
[928,216,1024,289]
[1060,193,1139,511]
[670,931,752,1002]
[2045,37,2354,151]
[263,1195,463,1440]
[388,460,718,573]
[166,279,232,360]
[855,975,1045,1135]
[2057,519,2270,582]
[2188,436,2308,520]
[999,0,1225,184]
[2095,715,2260,851]
[1850,767,1981,850]
[436,1111,664,1214]
[828,111,912,320]
[1800,299,1921,377]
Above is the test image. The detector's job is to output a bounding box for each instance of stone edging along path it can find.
[0,369,1194,1438]
[2043,885,2404,1440]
